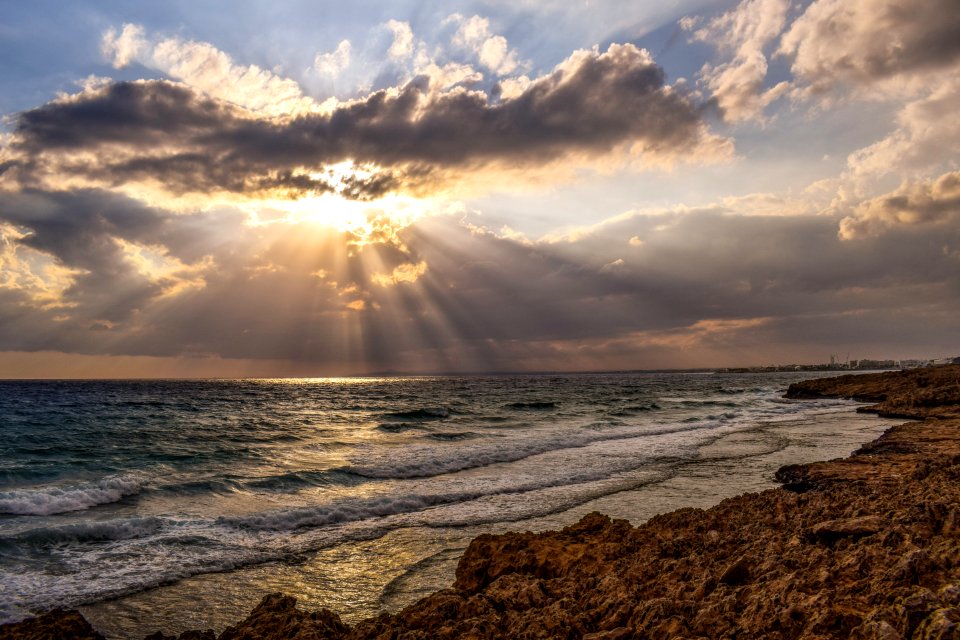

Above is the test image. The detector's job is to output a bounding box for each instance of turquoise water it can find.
[0,373,893,636]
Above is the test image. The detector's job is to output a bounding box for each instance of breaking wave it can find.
[0,475,143,516]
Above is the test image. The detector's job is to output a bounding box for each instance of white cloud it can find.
[685,0,790,122]
[415,61,483,92]
[385,20,414,60]
[449,14,520,76]
[102,23,321,117]
[497,75,532,100]
[101,23,148,68]
[314,39,352,77]
[847,79,960,181]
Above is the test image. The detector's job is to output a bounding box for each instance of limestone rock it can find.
[810,515,885,541]
[0,610,105,640]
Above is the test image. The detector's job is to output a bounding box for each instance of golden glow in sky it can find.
[0,0,959,376]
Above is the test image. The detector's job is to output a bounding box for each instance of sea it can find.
[0,372,900,638]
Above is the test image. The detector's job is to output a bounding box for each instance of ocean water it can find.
[0,373,899,638]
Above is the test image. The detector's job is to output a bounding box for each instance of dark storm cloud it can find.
[8,44,720,199]
[13,82,231,150]
[1,189,167,270]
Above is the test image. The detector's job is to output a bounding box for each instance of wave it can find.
[376,422,427,433]
[507,401,557,410]
[608,402,659,416]
[0,385,878,626]
[382,408,450,421]
[716,387,766,395]
[154,478,242,495]
[340,421,720,480]
[3,517,165,547]
[425,432,481,441]
[243,470,360,492]
[0,462,681,626]
[0,474,143,516]
[661,398,740,408]
[222,494,450,531]
[223,459,668,533]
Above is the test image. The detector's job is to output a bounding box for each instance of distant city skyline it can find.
[0,0,958,377]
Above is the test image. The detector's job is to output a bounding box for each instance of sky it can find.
[0,0,958,377]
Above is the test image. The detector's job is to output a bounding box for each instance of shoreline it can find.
[77,401,893,637]
[4,365,960,639]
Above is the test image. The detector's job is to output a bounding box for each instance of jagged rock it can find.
[218,593,347,640]
[785,365,960,420]
[811,515,885,541]
[717,555,751,585]
[914,608,960,639]
[0,609,105,640]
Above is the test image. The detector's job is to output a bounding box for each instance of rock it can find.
[717,555,751,585]
[0,610,105,640]
[581,627,633,640]
[853,618,902,640]
[914,608,960,639]
[785,365,960,420]
[218,593,347,640]
[939,584,960,606]
[811,515,885,541]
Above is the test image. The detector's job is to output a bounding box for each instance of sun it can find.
[243,162,461,246]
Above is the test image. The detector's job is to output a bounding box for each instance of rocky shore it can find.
[4,365,960,640]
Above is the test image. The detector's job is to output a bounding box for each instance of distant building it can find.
[854,359,897,369]
[898,359,929,369]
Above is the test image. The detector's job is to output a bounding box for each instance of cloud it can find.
[846,79,960,180]
[0,189,225,328]
[101,23,148,68]
[371,260,428,286]
[7,44,729,201]
[385,20,414,60]
[1,186,958,371]
[313,40,352,78]
[685,0,790,121]
[778,0,960,97]
[818,78,960,224]
[449,14,521,76]
[0,222,82,308]
[101,23,322,117]
[839,171,960,238]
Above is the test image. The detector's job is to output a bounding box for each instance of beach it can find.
[3,365,959,638]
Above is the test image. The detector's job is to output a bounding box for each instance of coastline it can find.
[4,365,960,639]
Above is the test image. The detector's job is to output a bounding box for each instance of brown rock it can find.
[914,608,960,639]
[0,610,105,640]
[717,555,752,586]
[219,593,347,640]
[785,365,960,421]
[811,516,886,541]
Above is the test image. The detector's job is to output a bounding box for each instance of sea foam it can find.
[0,474,142,516]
